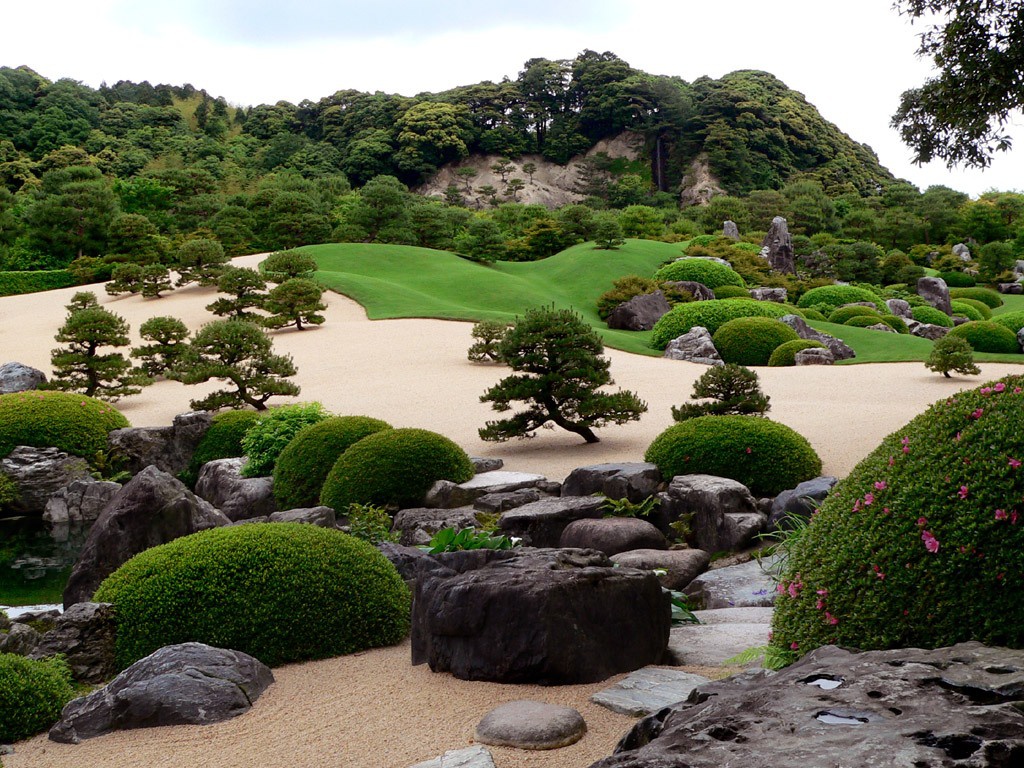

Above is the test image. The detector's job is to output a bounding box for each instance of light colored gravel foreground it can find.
[3,255,1022,767]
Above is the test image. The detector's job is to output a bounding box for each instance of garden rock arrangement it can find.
[607,291,671,331]
[779,315,855,360]
[28,601,116,684]
[662,327,724,365]
[107,411,212,476]
[1,447,92,516]
[561,462,663,502]
[194,457,276,520]
[587,642,1024,768]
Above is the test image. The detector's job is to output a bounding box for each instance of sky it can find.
[5,0,1023,198]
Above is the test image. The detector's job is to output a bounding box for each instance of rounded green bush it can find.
[0,391,129,460]
[911,305,954,327]
[799,308,827,322]
[240,402,328,478]
[771,374,1024,657]
[827,305,882,325]
[273,416,393,510]
[993,310,1024,335]
[844,315,908,334]
[953,297,993,320]
[650,299,793,349]
[320,428,474,511]
[712,284,749,299]
[644,415,822,497]
[878,315,910,334]
[712,317,799,366]
[653,258,745,290]
[949,287,1003,309]
[796,285,881,315]
[0,654,75,742]
[946,321,1020,353]
[94,523,411,669]
[181,409,262,486]
[937,270,976,288]
[949,300,985,322]
[768,339,827,367]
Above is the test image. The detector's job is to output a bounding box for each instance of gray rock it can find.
[662,327,723,366]
[663,281,715,302]
[29,602,116,683]
[608,291,672,331]
[194,457,276,521]
[885,299,912,319]
[759,217,796,275]
[472,487,542,513]
[658,475,764,553]
[1015,258,1024,276]
[0,621,42,655]
[1,446,92,516]
[561,462,663,503]
[794,348,835,365]
[559,518,667,556]
[952,242,971,260]
[917,276,953,315]
[769,476,838,530]
[497,496,605,547]
[377,541,444,586]
[412,548,669,684]
[1019,327,1024,351]
[470,456,503,474]
[63,466,230,608]
[999,281,1024,294]
[268,506,335,527]
[0,361,46,393]
[43,478,122,527]
[392,506,480,547]
[589,642,1024,768]
[664,607,774,667]
[779,315,855,360]
[409,746,496,768]
[682,556,778,609]
[610,549,711,591]
[748,287,787,303]
[425,471,547,509]
[107,411,213,476]
[49,642,274,744]
[722,220,740,240]
[907,320,949,340]
[866,322,898,333]
[591,668,711,717]
[476,700,586,750]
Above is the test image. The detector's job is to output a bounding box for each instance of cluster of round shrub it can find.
[910,305,954,327]
[771,374,1024,657]
[993,310,1024,335]
[827,305,883,325]
[954,297,993,320]
[768,339,827,367]
[946,321,1021,353]
[273,416,393,509]
[650,299,794,349]
[843,315,909,333]
[240,402,328,478]
[0,391,129,460]
[711,317,799,366]
[320,428,474,511]
[180,409,262,486]
[644,415,822,497]
[798,308,827,322]
[94,523,411,669]
[796,285,881,315]
[0,654,75,742]
[948,287,1003,309]
[652,258,745,290]
[949,300,985,322]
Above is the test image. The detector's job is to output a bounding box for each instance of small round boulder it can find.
[475,700,586,750]
[559,517,667,556]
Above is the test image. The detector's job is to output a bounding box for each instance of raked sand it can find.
[4,254,1022,768]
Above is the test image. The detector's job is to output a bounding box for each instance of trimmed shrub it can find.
[180,409,262,487]
[770,375,1024,657]
[0,270,77,297]
[946,321,1021,353]
[320,428,474,511]
[799,308,827,322]
[993,310,1024,335]
[953,297,993,320]
[877,315,910,334]
[949,287,1003,309]
[0,654,75,742]
[712,317,799,366]
[653,258,745,290]
[671,363,770,421]
[94,523,411,669]
[240,402,328,478]
[0,391,128,460]
[844,315,909,333]
[796,285,881,315]
[768,339,827,367]
[712,284,749,299]
[650,299,792,349]
[937,270,976,287]
[926,335,981,377]
[911,305,954,327]
[827,305,882,325]
[273,416,393,510]
[949,300,985,322]
[644,415,821,497]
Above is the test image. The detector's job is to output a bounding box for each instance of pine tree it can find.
[206,266,268,320]
[132,315,190,376]
[263,278,327,330]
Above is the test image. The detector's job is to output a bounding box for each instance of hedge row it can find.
[0,270,78,297]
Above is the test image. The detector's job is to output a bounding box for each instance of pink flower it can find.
[816,599,825,610]
[921,530,940,553]
[863,493,874,506]
[825,611,839,626]
[874,481,887,491]
[745,447,752,454]
[787,582,801,599]
[1012,511,1020,525]
[995,509,1008,521]
[873,564,886,580]
[882,507,891,516]
[1009,458,1021,469]
[816,589,828,596]
[958,485,969,500]
[917,517,928,527]
[994,382,1006,393]
[790,642,799,651]
[776,583,786,594]
[981,387,992,396]
[888,456,895,467]
[1014,387,1022,394]
[970,408,984,420]
[852,499,862,512]
[954,432,962,442]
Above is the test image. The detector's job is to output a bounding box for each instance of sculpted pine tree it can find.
[479,306,647,444]
[263,278,327,330]
[174,238,229,287]
[131,315,190,376]
[206,266,268,320]
[260,250,317,282]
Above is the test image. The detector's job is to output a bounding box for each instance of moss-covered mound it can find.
[953,297,993,320]
[644,415,821,497]
[273,416,393,510]
[94,523,411,669]
[768,339,827,367]
[240,402,328,478]
[796,285,881,315]
[993,310,1024,335]
[827,305,882,325]
[771,375,1024,657]
[949,300,985,322]
[0,654,75,742]
[180,409,261,487]
[945,321,1021,353]
[0,391,128,460]
[712,317,799,366]
[653,258,745,290]
[320,427,474,511]
[712,284,749,299]
[949,287,1003,309]
[911,305,954,328]
[651,299,793,349]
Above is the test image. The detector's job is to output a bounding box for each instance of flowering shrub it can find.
[771,375,1024,657]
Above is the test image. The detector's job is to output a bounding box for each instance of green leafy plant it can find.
[672,363,771,421]
[667,590,700,625]
[180,409,262,487]
[946,320,1021,353]
[0,654,75,742]
[925,335,982,377]
[0,390,129,460]
[240,402,328,478]
[347,503,398,545]
[722,645,796,670]
[653,257,745,290]
[425,527,518,553]
[712,317,800,366]
[601,495,660,518]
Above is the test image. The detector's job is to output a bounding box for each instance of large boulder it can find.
[759,216,796,275]
[106,411,213,476]
[0,361,46,393]
[769,476,838,530]
[497,496,605,547]
[657,475,765,553]
[62,466,230,608]
[412,548,670,684]
[610,548,710,591]
[998,281,1024,294]
[663,281,715,302]
[916,276,953,315]
[794,348,835,366]
[425,470,547,509]
[907,320,949,340]
[559,518,667,556]
[392,506,481,547]
[561,462,663,503]
[0,622,42,655]
[43,478,122,527]
[588,642,1024,768]
[0,446,92,516]
[607,291,672,331]
[194,457,276,521]
[49,642,274,744]
[722,221,740,240]
[29,602,116,684]
[663,327,723,366]
[779,315,855,361]
[748,287,787,303]
[885,298,912,319]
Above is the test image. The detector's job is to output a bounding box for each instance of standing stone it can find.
[663,327,723,366]
[1,446,92,516]
[106,411,213,476]
[722,221,740,240]
[0,362,47,393]
[475,701,586,750]
[780,315,855,361]
[952,242,972,261]
[194,457,276,521]
[29,602,116,683]
[885,299,912,319]
[759,217,796,275]
[917,276,953,315]
[607,291,672,331]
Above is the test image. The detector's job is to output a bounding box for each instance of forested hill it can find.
[0,51,893,200]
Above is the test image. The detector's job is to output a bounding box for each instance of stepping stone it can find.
[408,745,495,768]
[591,667,711,717]
[682,556,778,609]
[664,607,774,667]
[475,700,586,750]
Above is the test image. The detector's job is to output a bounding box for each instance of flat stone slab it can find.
[591,667,711,716]
[682,556,778,609]
[475,700,586,750]
[665,607,773,667]
[460,471,545,490]
[408,746,495,768]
